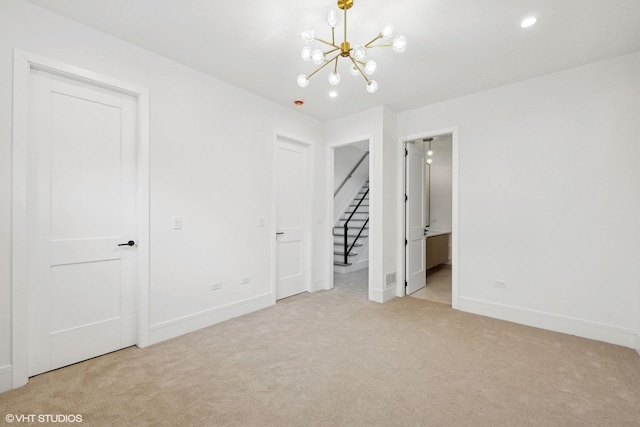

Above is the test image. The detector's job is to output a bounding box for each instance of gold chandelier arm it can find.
[324,47,340,56]
[348,56,371,84]
[315,38,340,49]
[365,43,393,49]
[332,27,335,45]
[364,34,382,48]
[307,53,341,79]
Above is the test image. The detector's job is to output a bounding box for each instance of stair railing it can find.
[334,152,369,197]
[342,188,369,264]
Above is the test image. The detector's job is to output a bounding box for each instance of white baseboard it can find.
[369,285,396,303]
[148,293,274,345]
[458,297,637,349]
[334,260,368,275]
[312,278,328,292]
[635,332,640,356]
[0,365,12,394]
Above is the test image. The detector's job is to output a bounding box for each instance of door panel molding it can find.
[405,142,427,295]
[11,50,150,389]
[271,131,314,301]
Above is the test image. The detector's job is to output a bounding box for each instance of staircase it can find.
[334,179,369,267]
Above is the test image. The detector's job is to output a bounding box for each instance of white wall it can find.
[325,107,397,301]
[398,52,640,348]
[635,53,640,358]
[0,0,325,391]
[382,108,399,294]
[429,135,453,231]
[333,144,369,222]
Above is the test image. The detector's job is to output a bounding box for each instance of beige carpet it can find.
[2,271,640,426]
[410,265,452,305]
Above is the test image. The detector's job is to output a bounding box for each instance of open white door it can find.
[275,138,308,300]
[27,70,138,376]
[405,142,427,295]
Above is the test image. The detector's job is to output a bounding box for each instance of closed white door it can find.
[275,139,308,300]
[405,143,427,295]
[27,70,138,376]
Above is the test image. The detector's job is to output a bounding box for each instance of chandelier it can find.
[297,0,407,94]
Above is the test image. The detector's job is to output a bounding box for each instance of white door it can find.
[27,70,138,376]
[405,143,427,295]
[275,139,308,300]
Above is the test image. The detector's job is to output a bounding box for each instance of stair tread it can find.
[333,251,358,256]
[334,242,363,247]
[334,261,352,266]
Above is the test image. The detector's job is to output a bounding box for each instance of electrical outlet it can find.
[240,276,250,285]
[494,280,507,288]
[211,282,222,291]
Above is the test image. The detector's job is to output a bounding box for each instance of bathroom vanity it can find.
[426,230,451,270]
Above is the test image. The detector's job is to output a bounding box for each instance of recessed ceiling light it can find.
[520,16,537,28]
[329,91,338,98]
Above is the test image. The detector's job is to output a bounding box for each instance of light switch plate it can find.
[172,216,182,230]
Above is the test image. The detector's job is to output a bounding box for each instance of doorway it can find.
[11,51,150,389]
[328,139,372,297]
[402,130,458,308]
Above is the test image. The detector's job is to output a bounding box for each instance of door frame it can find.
[398,127,459,309]
[11,50,150,389]
[271,131,314,301]
[325,136,374,295]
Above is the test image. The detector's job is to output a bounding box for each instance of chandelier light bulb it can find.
[352,45,367,60]
[366,80,378,94]
[327,10,339,28]
[364,60,377,76]
[328,72,341,85]
[301,28,315,44]
[350,65,361,76]
[427,150,433,156]
[392,35,407,53]
[311,49,324,65]
[427,158,433,164]
[380,23,394,39]
[301,46,312,61]
[297,74,309,88]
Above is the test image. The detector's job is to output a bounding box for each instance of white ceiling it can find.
[26,0,640,122]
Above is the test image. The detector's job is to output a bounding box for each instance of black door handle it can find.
[276,232,284,235]
[118,240,135,247]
